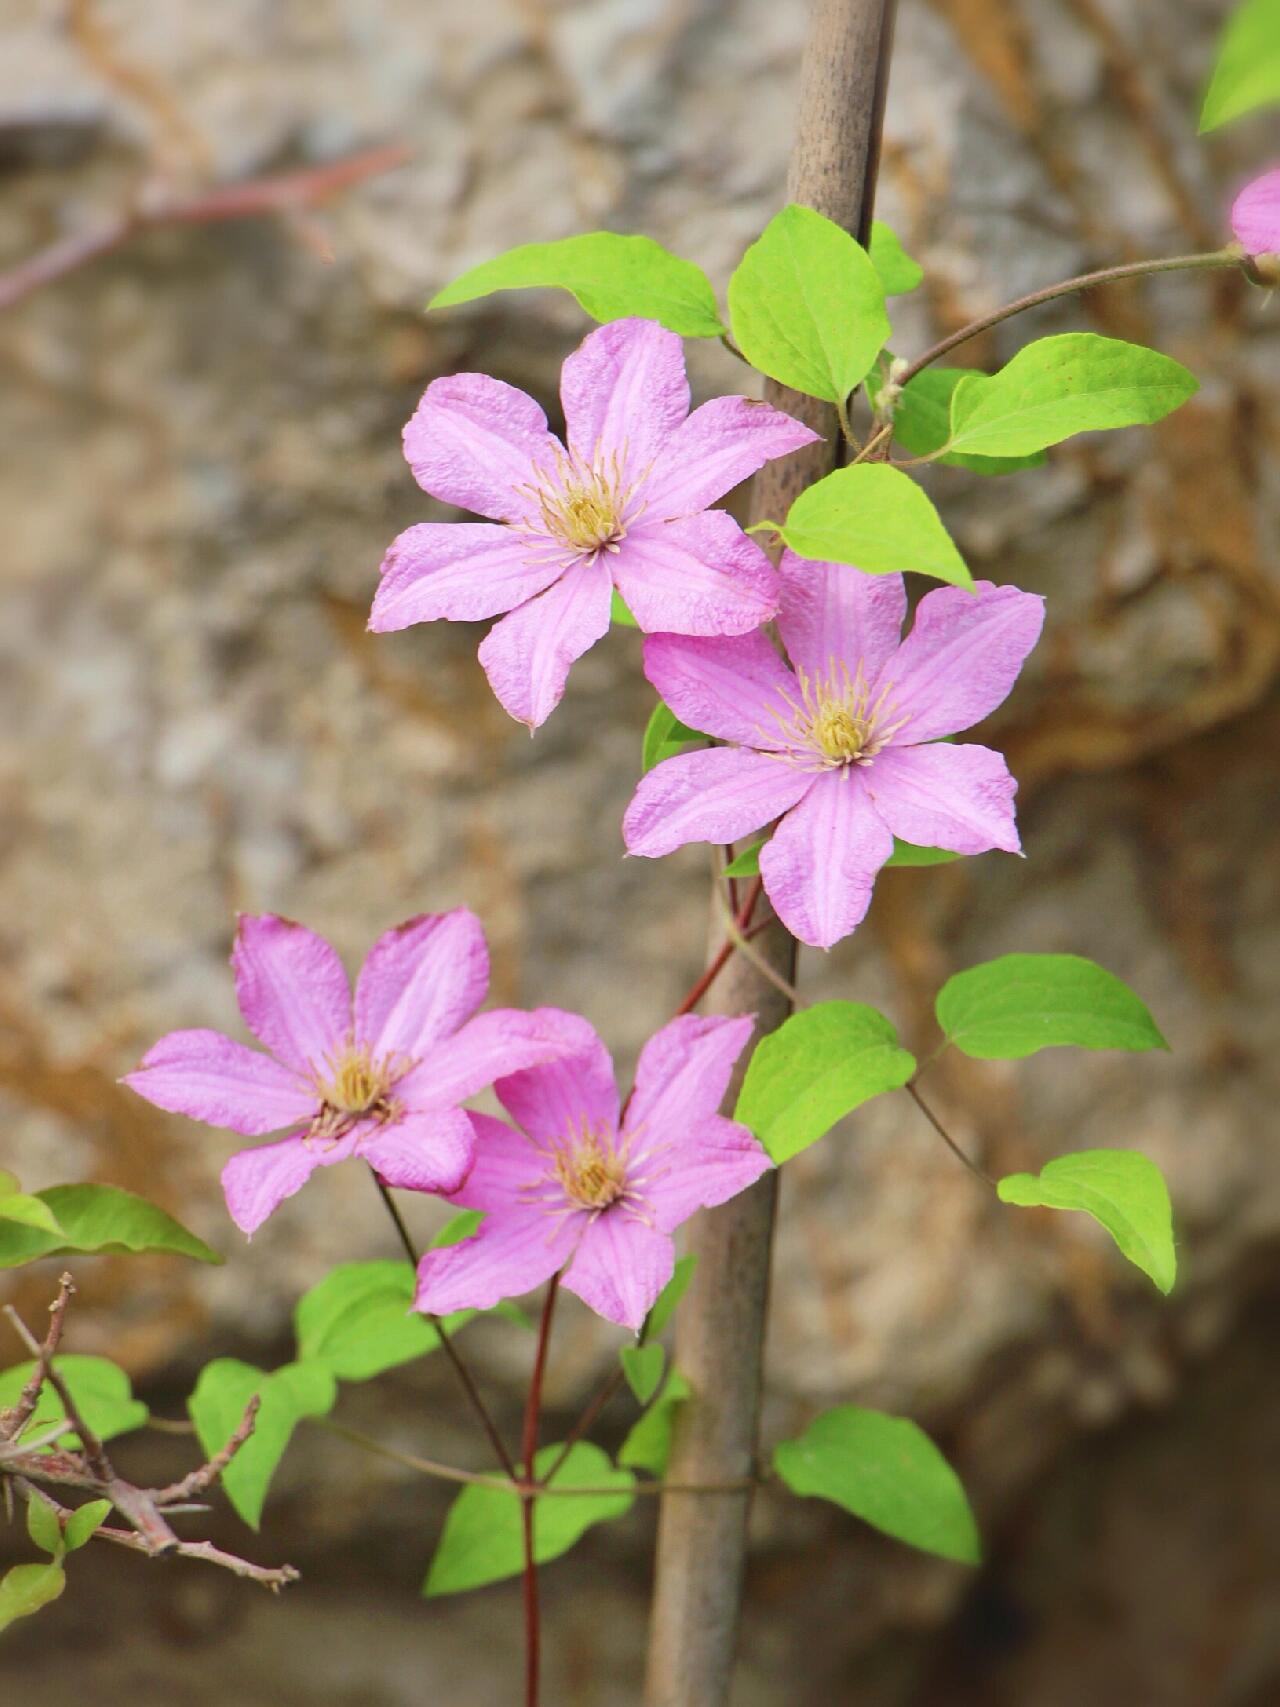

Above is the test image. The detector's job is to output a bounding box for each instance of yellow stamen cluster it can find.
[309,1043,400,1143]
[764,661,907,771]
[519,447,638,558]
[550,1126,629,1212]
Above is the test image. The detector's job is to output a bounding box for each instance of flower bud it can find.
[1230,167,1280,284]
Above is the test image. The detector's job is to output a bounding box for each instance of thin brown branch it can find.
[151,1395,260,1505]
[0,1273,75,1444]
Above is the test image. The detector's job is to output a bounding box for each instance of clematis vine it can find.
[414,1013,770,1330]
[368,315,817,728]
[1231,166,1280,277]
[623,552,1044,949]
[124,911,590,1234]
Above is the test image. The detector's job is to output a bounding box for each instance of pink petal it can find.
[642,1114,773,1235]
[398,1007,599,1111]
[865,742,1020,854]
[877,580,1045,744]
[623,746,812,859]
[495,1025,620,1147]
[363,1107,476,1196]
[642,396,820,519]
[562,1213,675,1331]
[559,318,689,483]
[758,769,894,949]
[231,916,352,1079]
[354,910,489,1064]
[123,1029,316,1136]
[777,550,907,684]
[611,511,779,636]
[1231,168,1280,257]
[642,630,797,750]
[477,556,613,728]
[449,1112,544,1212]
[222,1133,331,1236]
[625,1013,756,1143]
[369,524,566,630]
[402,373,560,522]
[414,1210,575,1315]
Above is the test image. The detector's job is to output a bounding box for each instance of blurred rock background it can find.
[2,0,1278,1701]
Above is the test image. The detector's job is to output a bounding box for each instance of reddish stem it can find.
[521,1275,561,1707]
[672,878,764,1018]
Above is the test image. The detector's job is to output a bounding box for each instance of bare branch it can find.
[151,1395,260,1505]
[0,1273,75,1444]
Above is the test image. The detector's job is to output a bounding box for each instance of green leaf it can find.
[189,1358,336,1530]
[62,1499,113,1553]
[644,1254,696,1340]
[736,1001,916,1163]
[0,1562,65,1633]
[293,1261,470,1382]
[997,1149,1176,1294]
[775,1405,980,1564]
[868,221,923,295]
[884,839,961,868]
[728,204,890,402]
[0,1192,64,1237]
[642,700,702,772]
[946,334,1198,460]
[772,464,972,587]
[429,233,725,338]
[429,1210,485,1249]
[0,1355,149,1449]
[619,1343,665,1405]
[936,953,1169,1060]
[425,1443,634,1597]
[0,1182,221,1269]
[721,839,765,877]
[868,364,1046,475]
[618,1371,691,1476]
[26,1496,63,1557]
[1200,0,1280,130]
[611,588,639,628]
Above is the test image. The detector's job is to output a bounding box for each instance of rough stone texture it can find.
[2,0,1278,1700]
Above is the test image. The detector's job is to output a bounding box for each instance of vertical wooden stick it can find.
[644,5,897,1702]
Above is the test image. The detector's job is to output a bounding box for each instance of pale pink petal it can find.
[495,1026,620,1147]
[776,550,907,684]
[560,318,689,482]
[623,746,812,859]
[865,742,1020,855]
[369,524,566,630]
[876,580,1045,744]
[562,1213,675,1331]
[221,1133,334,1236]
[611,511,779,637]
[642,1114,773,1234]
[642,631,797,750]
[231,916,352,1079]
[1231,168,1280,257]
[397,1007,598,1111]
[642,396,820,519]
[448,1113,544,1212]
[363,1107,476,1196]
[402,373,559,522]
[477,556,613,728]
[759,769,894,949]
[414,1210,575,1315]
[123,1029,315,1136]
[625,1014,756,1144]
[355,910,489,1064]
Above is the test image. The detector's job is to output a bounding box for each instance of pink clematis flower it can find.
[1231,167,1280,270]
[124,911,591,1235]
[413,1013,770,1331]
[623,552,1044,950]
[369,316,818,729]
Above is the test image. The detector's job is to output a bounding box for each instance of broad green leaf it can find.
[997,1149,1176,1294]
[644,1254,696,1340]
[868,221,923,295]
[642,700,702,772]
[26,1496,62,1557]
[736,1001,916,1163]
[0,1182,220,1269]
[619,1371,691,1476]
[611,589,639,628]
[728,205,890,402]
[429,233,725,338]
[1200,0,1280,130]
[868,364,1046,474]
[189,1358,336,1530]
[0,1562,65,1633]
[62,1499,113,1552]
[884,840,961,868]
[293,1261,471,1382]
[936,953,1168,1060]
[0,1355,149,1449]
[430,1210,484,1249]
[0,1192,63,1237]
[946,334,1198,459]
[722,840,764,878]
[425,1442,634,1596]
[619,1343,665,1405]
[774,1405,980,1564]
[772,464,972,587]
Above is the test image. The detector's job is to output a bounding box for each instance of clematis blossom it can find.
[413,1013,770,1331]
[369,316,818,728]
[124,911,591,1235]
[623,552,1044,950]
[1231,166,1280,275]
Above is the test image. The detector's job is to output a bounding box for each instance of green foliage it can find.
[945,334,1198,459]
[997,1149,1177,1294]
[642,701,702,772]
[189,1359,336,1530]
[429,233,725,338]
[293,1261,471,1382]
[425,1443,635,1596]
[869,365,1046,474]
[0,1182,220,1269]
[770,464,972,587]
[62,1500,113,1553]
[884,840,961,868]
[728,205,890,402]
[0,1355,148,1449]
[774,1405,981,1564]
[0,1562,65,1634]
[1200,0,1280,130]
[0,1173,64,1237]
[935,953,1168,1060]
[618,1372,690,1476]
[611,589,639,627]
[644,1254,696,1340]
[619,1342,665,1405]
[868,221,923,295]
[25,1496,62,1557]
[722,840,765,877]
[736,1001,916,1163]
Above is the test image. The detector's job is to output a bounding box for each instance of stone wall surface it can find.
[2,0,1278,1701]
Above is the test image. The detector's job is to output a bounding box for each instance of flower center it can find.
[764,661,907,772]
[308,1043,400,1143]
[518,447,639,558]
[551,1127,629,1211]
